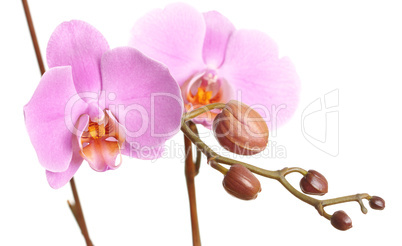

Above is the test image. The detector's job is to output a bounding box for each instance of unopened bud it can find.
[331,210,352,231]
[213,100,269,155]
[300,170,328,195]
[223,164,261,200]
[369,196,385,210]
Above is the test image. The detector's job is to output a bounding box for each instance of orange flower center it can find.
[194,87,213,105]
[186,72,222,108]
[88,122,106,139]
[182,71,228,125]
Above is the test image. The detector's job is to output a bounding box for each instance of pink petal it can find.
[220,30,300,128]
[24,66,88,172]
[46,115,85,189]
[129,3,205,86]
[192,117,214,129]
[202,11,236,69]
[46,152,83,189]
[101,47,183,157]
[46,20,109,95]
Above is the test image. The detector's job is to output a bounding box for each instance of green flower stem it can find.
[322,193,371,214]
[182,103,227,122]
[209,160,228,175]
[181,105,374,221]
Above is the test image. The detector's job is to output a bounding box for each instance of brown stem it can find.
[22,1,93,244]
[188,121,201,176]
[184,122,201,246]
[22,0,45,75]
[68,178,93,246]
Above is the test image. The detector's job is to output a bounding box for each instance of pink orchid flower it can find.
[129,3,300,128]
[24,20,183,189]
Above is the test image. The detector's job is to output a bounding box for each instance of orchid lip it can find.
[75,110,126,172]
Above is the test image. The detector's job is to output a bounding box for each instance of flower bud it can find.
[213,100,269,155]
[299,170,328,195]
[369,196,385,210]
[331,210,352,231]
[223,164,261,200]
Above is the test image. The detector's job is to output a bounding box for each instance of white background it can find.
[1,0,402,245]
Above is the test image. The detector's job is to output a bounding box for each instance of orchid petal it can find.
[45,152,83,189]
[192,116,214,129]
[129,3,205,86]
[46,20,109,95]
[45,114,87,189]
[220,30,300,127]
[101,47,183,158]
[24,66,88,172]
[202,11,236,69]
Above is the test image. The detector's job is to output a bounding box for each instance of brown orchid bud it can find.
[300,170,328,196]
[369,196,385,210]
[213,100,269,155]
[223,164,262,200]
[331,210,352,231]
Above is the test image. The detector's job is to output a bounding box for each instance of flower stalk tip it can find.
[369,196,385,210]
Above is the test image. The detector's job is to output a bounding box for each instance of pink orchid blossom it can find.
[24,20,183,189]
[129,3,300,128]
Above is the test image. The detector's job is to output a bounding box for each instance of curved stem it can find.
[282,167,308,176]
[209,160,228,175]
[183,103,226,122]
[181,105,376,221]
[22,1,93,244]
[215,155,280,179]
[276,172,318,207]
